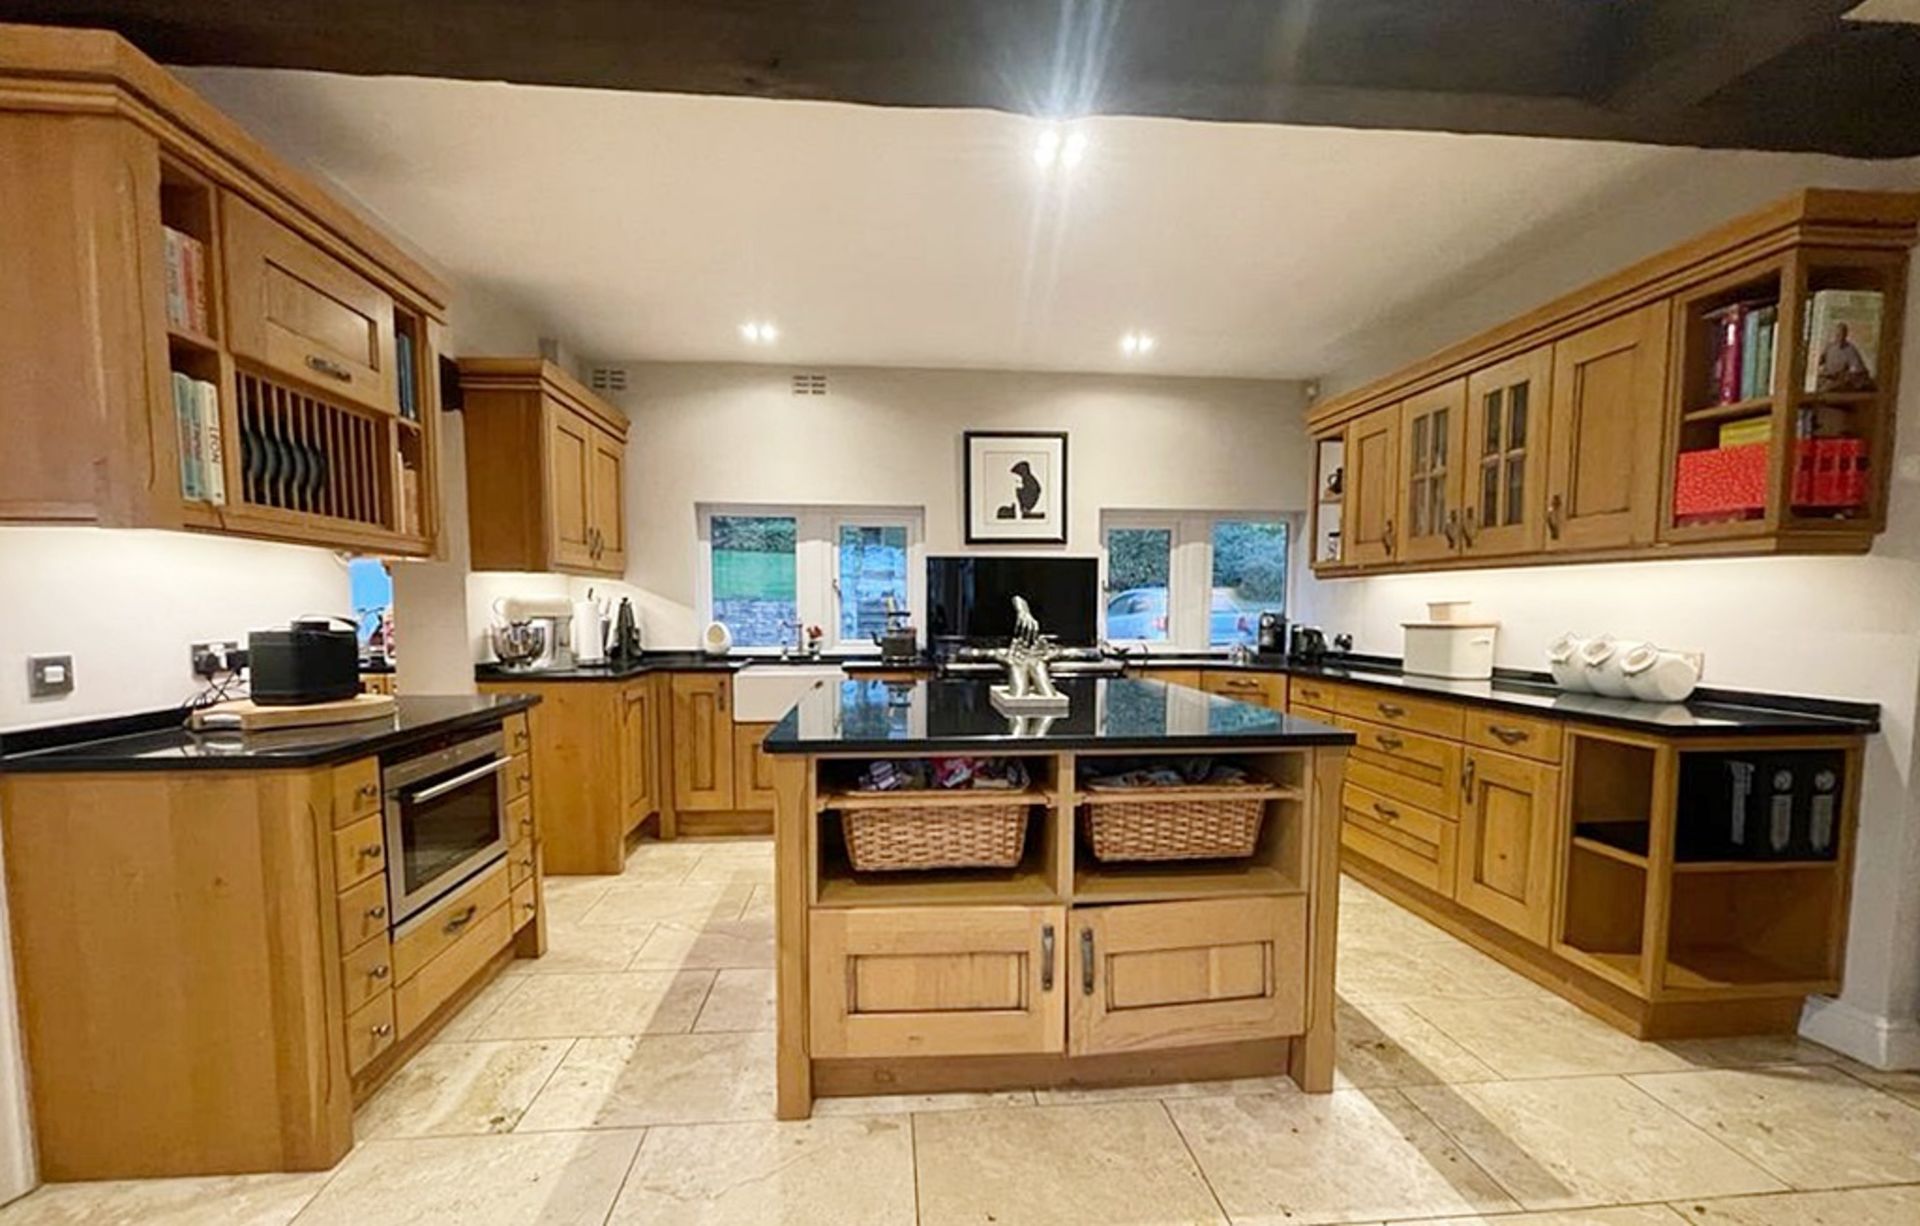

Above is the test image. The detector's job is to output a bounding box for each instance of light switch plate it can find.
[27,654,73,698]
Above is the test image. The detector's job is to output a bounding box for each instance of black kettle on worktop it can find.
[607,598,643,661]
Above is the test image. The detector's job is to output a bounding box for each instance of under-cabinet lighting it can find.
[739,321,780,344]
[1120,332,1157,356]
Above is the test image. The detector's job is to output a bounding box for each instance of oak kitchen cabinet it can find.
[1307,189,1918,574]
[669,673,777,834]
[1200,670,1285,709]
[459,358,629,577]
[1455,745,1562,945]
[0,25,448,554]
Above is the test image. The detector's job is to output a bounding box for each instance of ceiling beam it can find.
[1607,0,1861,114]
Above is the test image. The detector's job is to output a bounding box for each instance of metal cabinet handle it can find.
[1462,755,1477,800]
[1442,509,1461,549]
[523,900,537,913]
[369,964,390,980]
[367,905,387,921]
[1487,724,1529,745]
[1080,928,1095,996]
[1546,494,1564,540]
[409,756,509,804]
[1372,800,1401,821]
[1041,924,1056,992]
[305,353,352,381]
[1375,733,1404,751]
[1383,517,1396,554]
[356,782,380,802]
[443,905,479,934]
[1377,702,1406,718]
[1460,506,1479,547]
[371,1022,393,1038]
[359,843,383,859]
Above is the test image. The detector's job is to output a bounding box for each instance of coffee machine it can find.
[1256,611,1288,656]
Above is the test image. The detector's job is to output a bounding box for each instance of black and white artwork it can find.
[964,431,1068,544]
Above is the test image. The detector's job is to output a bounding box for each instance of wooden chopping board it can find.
[189,693,397,731]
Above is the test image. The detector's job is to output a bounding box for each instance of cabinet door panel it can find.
[810,906,1066,1058]
[1070,896,1304,1056]
[1456,749,1562,945]
[1545,304,1670,552]
[733,722,777,811]
[1463,345,1552,557]
[620,680,656,829]
[545,407,595,570]
[589,428,626,573]
[671,674,736,811]
[1397,379,1468,563]
[1343,408,1401,565]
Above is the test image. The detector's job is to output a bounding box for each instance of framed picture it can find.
[964,430,1068,544]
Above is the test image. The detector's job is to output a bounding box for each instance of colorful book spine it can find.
[160,226,211,334]
[172,371,200,501]
[1714,305,1744,404]
[195,379,226,506]
[395,331,417,419]
[163,229,187,332]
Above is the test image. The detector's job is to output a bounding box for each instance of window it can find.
[1100,511,1291,650]
[699,506,924,652]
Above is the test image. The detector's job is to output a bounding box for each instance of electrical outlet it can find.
[27,655,74,698]
[190,640,243,678]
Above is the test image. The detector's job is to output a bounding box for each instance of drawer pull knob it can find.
[371,1022,393,1038]
[357,782,379,801]
[1375,733,1404,751]
[1487,725,1529,745]
[367,905,387,921]
[444,905,479,934]
[359,843,383,859]
[369,964,390,980]
[1041,924,1056,992]
[1372,800,1401,821]
[523,901,537,913]
[305,353,353,382]
[1377,702,1406,718]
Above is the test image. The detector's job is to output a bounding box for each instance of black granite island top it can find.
[764,677,1354,755]
[0,694,540,774]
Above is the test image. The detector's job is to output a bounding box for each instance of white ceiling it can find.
[183,69,1750,379]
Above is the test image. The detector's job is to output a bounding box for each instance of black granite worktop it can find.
[475,651,745,682]
[1284,659,1879,737]
[0,694,540,774]
[765,677,1353,755]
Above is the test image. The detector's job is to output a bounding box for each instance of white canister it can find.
[702,621,733,656]
[1402,621,1498,680]
[1621,645,1704,703]
[1581,635,1647,698]
[1547,633,1591,692]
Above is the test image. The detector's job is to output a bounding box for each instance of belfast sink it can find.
[733,663,845,722]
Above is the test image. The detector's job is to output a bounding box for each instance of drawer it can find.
[511,878,538,931]
[1341,783,1458,896]
[345,991,396,1076]
[336,873,392,953]
[332,814,387,891]
[504,712,532,757]
[1201,671,1283,708]
[506,753,533,802]
[508,843,537,888]
[396,903,513,1037]
[1287,677,1338,711]
[507,793,535,848]
[1463,708,1563,764]
[1340,715,1463,819]
[1290,703,1337,725]
[1335,685,1465,741]
[393,864,511,983]
[332,758,382,828]
[340,934,394,1013]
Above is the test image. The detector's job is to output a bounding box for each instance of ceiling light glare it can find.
[739,321,779,344]
[1034,123,1088,170]
[1120,332,1156,356]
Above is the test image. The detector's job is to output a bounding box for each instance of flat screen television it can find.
[926,556,1099,646]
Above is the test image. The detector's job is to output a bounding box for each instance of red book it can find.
[1714,306,1745,404]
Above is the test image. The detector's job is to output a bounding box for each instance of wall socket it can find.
[27,655,74,698]
[190,640,244,678]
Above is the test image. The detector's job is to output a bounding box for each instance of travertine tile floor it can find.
[7,837,1920,1224]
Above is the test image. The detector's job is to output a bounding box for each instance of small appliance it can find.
[1402,619,1498,680]
[491,596,570,670]
[248,617,360,705]
[488,621,548,671]
[1256,612,1288,655]
[610,599,644,660]
[382,729,510,925]
[872,596,919,664]
[1290,625,1328,663]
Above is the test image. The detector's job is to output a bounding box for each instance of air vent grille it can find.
[791,373,828,396]
[589,367,628,393]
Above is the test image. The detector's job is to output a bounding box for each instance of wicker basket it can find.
[1080,784,1267,862]
[842,799,1031,872]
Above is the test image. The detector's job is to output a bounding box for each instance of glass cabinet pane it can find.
[1509,384,1528,448]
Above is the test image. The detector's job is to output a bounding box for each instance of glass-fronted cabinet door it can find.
[1462,345,1552,557]
[1397,379,1468,563]
[1311,434,1346,568]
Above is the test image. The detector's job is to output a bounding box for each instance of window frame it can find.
[696,504,925,655]
[1098,509,1293,652]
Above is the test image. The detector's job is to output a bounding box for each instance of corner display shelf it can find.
[1307,188,1918,576]
[0,24,448,555]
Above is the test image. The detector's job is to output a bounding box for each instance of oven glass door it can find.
[392,759,506,908]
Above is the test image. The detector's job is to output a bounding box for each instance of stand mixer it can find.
[490,595,573,670]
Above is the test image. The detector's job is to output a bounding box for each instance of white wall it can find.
[577,363,1309,650]
[1299,156,1920,1066]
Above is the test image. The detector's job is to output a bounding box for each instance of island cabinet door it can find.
[1454,748,1563,945]
[1069,896,1305,1056]
[809,906,1066,1058]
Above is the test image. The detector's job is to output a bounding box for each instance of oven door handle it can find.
[406,756,510,804]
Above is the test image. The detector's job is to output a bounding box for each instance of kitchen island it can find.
[762,676,1353,1118]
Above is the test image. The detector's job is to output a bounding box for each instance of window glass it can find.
[1210,519,1288,646]
[709,514,797,647]
[1105,526,1172,641]
[838,523,910,641]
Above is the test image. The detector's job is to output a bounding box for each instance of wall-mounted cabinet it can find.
[0,25,448,556]
[460,358,630,577]
[1309,189,1917,576]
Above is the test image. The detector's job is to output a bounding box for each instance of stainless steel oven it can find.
[382,729,510,926]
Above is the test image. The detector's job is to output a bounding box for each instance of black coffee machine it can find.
[1290,625,1328,662]
[1256,612,1288,656]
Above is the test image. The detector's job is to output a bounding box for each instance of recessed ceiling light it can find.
[1033,124,1088,170]
[738,321,779,344]
[1120,332,1157,356]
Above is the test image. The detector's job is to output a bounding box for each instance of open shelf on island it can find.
[818,787,1054,814]
[1572,822,1651,865]
[814,787,1062,907]
[1074,860,1301,904]
[1661,861,1841,992]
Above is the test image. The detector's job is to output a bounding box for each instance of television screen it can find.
[926,556,1099,646]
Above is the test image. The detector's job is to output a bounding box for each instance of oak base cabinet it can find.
[1455,747,1562,945]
